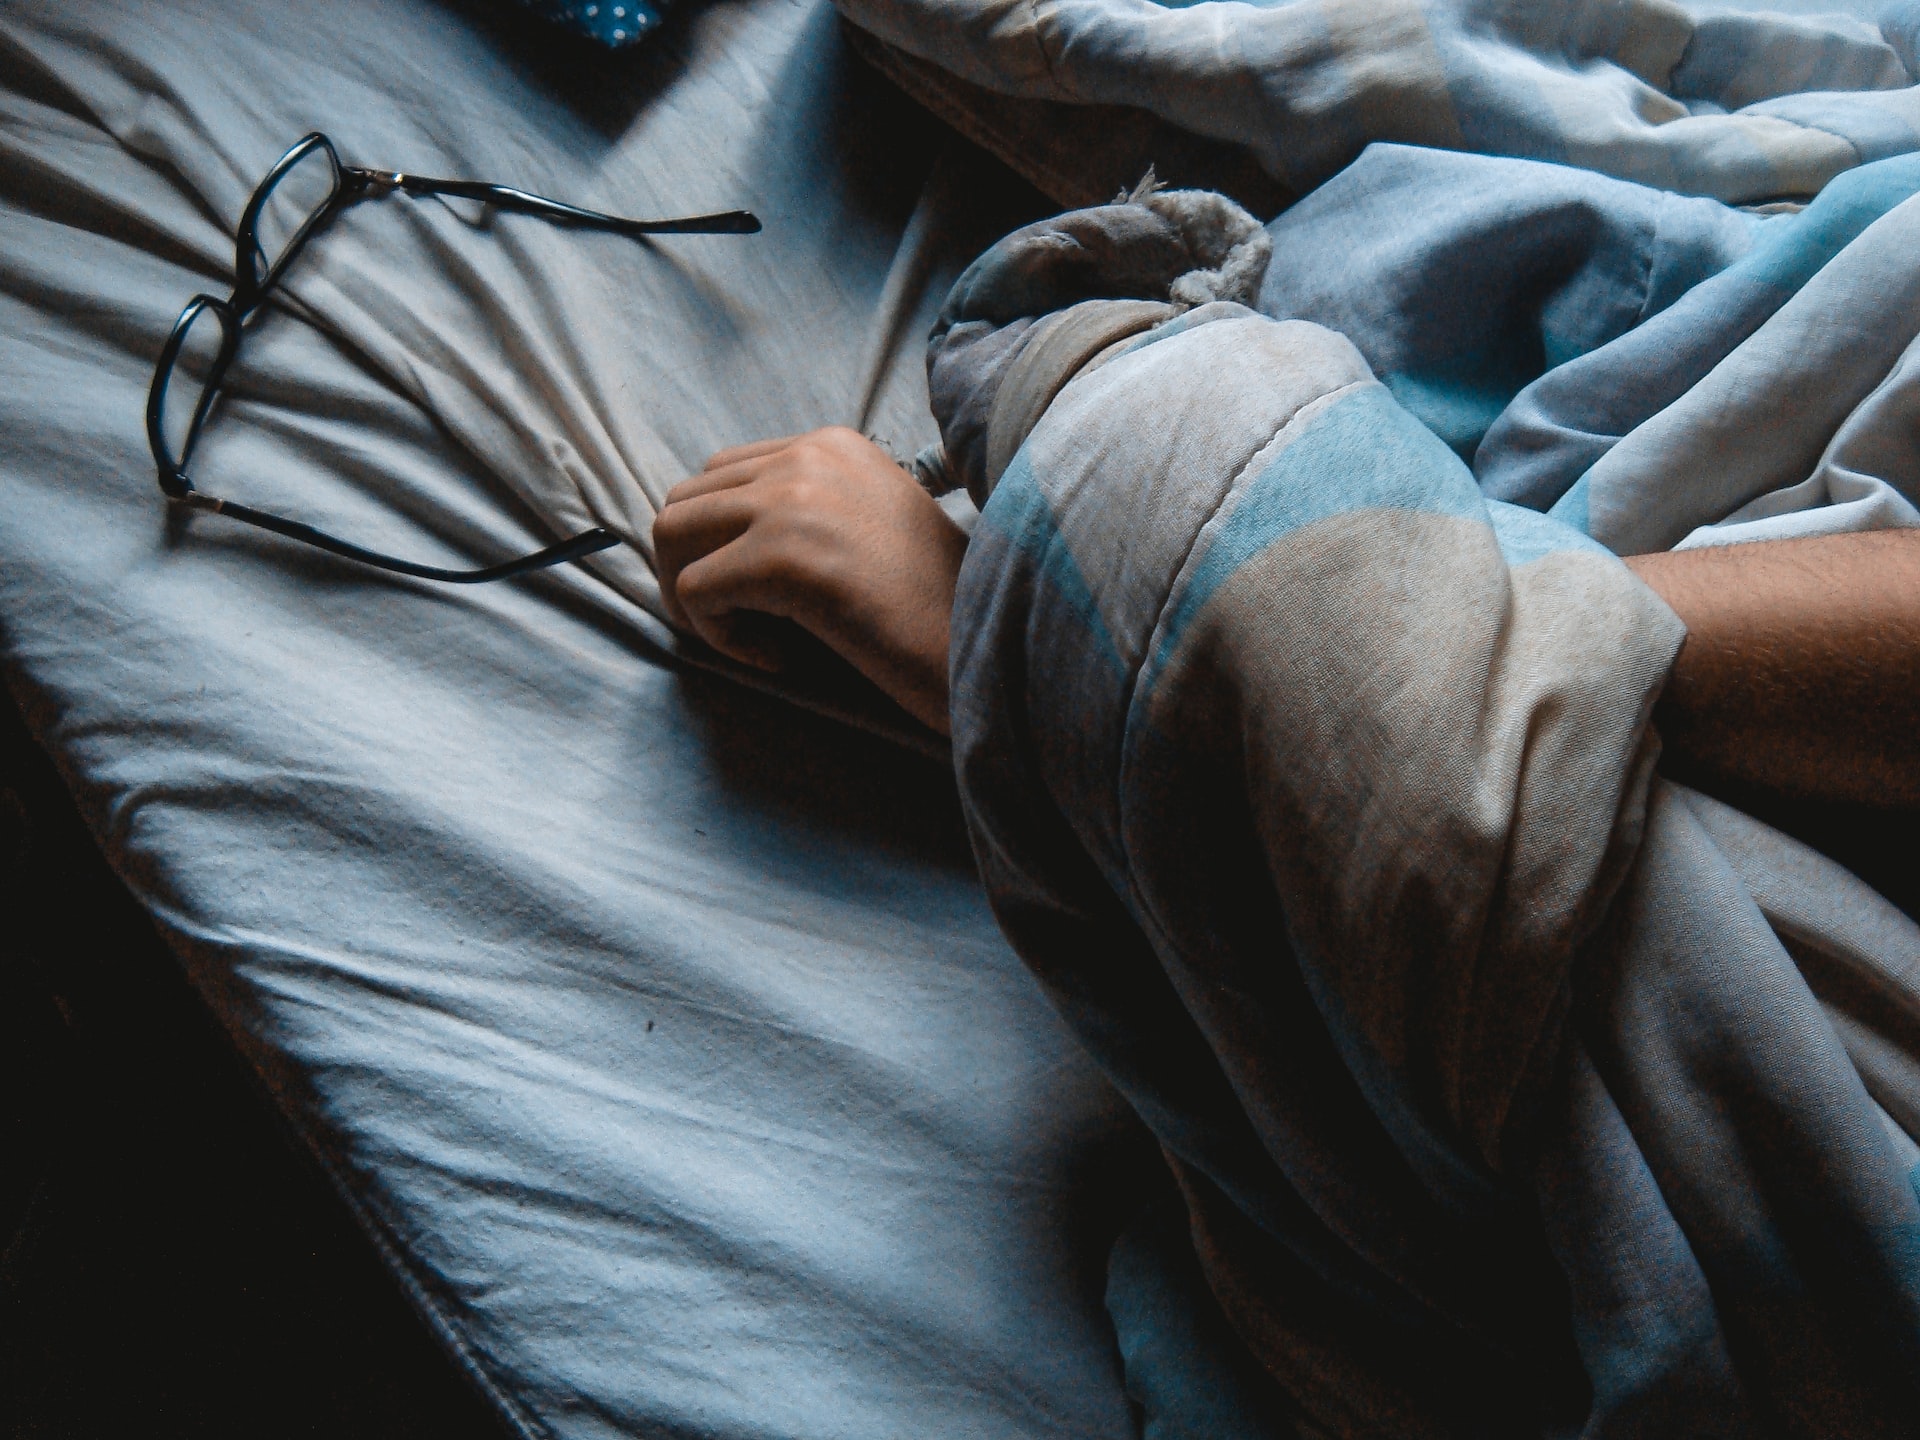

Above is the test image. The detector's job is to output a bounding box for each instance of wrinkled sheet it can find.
[932,177,1920,1435]
[835,0,1920,205]
[0,1,1157,1436]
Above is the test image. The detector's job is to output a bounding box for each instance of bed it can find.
[12,0,1920,1435]
[0,1,1168,1435]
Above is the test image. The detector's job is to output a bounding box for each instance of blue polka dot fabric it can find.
[511,0,663,47]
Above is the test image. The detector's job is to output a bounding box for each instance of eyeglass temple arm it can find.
[349,169,761,235]
[179,491,623,584]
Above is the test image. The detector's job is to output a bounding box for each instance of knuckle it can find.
[776,465,830,511]
[783,474,824,511]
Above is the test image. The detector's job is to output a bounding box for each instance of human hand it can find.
[653,427,968,735]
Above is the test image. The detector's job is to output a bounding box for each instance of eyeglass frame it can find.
[146,131,760,585]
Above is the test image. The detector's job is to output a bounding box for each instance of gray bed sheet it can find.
[0,1,1149,1435]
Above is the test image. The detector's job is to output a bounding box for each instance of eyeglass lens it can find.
[248,141,342,289]
[158,304,232,472]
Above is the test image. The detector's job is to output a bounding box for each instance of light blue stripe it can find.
[977,448,1127,679]
[1143,385,1484,691]
[1488,498,1610,568]
[1740,152,1920,294]
[1551,474,1593,537]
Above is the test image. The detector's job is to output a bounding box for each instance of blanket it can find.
[932,170,1920,1436]
[1259,143,1920,552]
[835,0,1920,205]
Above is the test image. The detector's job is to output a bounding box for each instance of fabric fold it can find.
[937,180,1920,1437]
[836,0,1920,204]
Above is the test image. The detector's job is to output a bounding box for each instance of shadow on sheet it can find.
[0,0,1166,1435]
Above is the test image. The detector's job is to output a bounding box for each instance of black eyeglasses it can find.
[147,132,759,584]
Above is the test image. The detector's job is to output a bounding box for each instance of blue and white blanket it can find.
[931,157,1920,1436]
[838,0,1920,204]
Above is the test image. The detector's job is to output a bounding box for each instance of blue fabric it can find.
[1257,144,1763,461]
[1106,1196,1300,1440]
[1251,143,1920,489]
[510,0,663,46]
[1250,143,1920,554]
[1483,153,1920,512]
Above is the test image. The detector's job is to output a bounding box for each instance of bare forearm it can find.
[1624,530,1920,809]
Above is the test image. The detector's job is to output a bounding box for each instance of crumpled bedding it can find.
[1258,142,1920,553]
[0,1,1159,1436]
[835,0,1920,205]
[931,163,1920,1434]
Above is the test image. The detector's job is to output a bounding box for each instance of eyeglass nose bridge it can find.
[147,293,242,498]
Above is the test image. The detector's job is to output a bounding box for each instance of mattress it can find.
[0,1,1153,1435]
